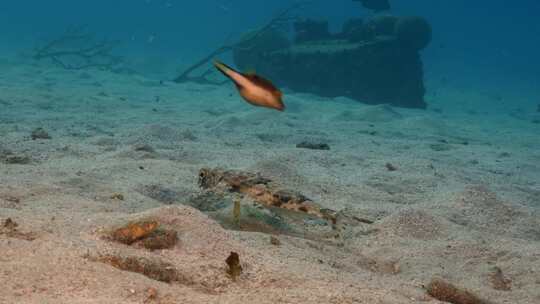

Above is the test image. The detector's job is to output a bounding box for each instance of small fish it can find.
[214,60,285,111]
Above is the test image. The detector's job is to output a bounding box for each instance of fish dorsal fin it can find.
[244,74,282,97]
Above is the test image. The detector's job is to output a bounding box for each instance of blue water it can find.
[1,0,539,96]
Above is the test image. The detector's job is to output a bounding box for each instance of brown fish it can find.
[214,60,285,111]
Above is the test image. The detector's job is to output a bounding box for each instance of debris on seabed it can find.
[109,219,159,245]
[385,162,398,171]
[225,252,243,281]
[296,141,330,150]
[426,278,492,304]
[1,217,37,241]
[31,127,51,140]
[488,266,512,291]
[97,254,179,283]
[110,193,125,200]
[107,218,177,250]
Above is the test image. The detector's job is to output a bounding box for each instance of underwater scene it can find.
[1,0,539,303]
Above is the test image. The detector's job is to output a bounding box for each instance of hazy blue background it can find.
[1,0,539,106]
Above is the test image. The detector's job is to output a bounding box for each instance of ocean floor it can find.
[1,57,540,304]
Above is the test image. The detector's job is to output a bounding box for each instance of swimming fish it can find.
[214,60,285,111]
[353,0,391,12]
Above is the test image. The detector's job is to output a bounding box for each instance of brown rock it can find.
[426,278,492,304]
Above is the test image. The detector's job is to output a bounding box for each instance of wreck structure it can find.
[233,15,432,109]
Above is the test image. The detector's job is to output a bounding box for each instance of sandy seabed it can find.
[1,57,539,304]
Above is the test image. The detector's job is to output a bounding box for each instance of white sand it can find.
[1,58,539,303]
